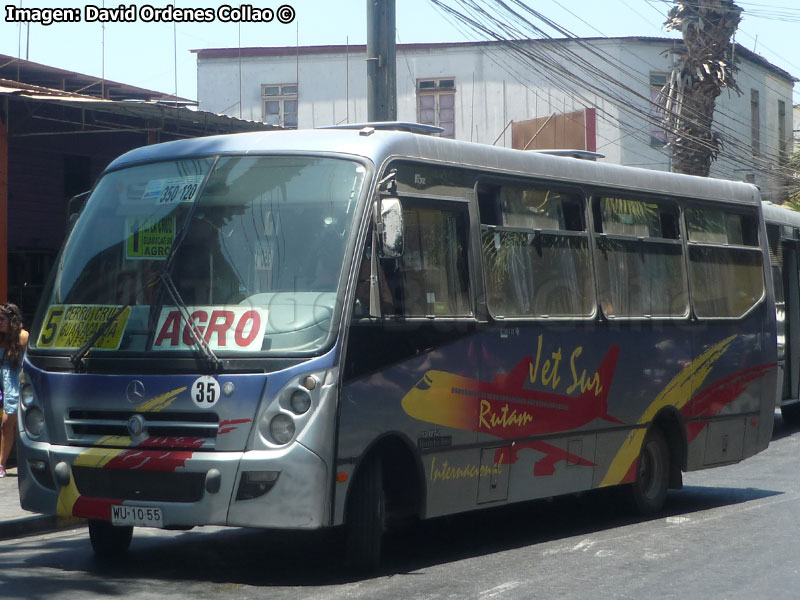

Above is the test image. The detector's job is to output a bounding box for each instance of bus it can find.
[17,124,776,571]
[762,201,800,424]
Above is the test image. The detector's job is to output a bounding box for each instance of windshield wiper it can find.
[156,269,221,371]
[70,305,130,370]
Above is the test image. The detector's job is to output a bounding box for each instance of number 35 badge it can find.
[191,376,221,408]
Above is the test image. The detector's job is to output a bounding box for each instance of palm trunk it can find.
[662,0,743,176]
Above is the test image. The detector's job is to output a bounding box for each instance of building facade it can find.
[195,37,796,202]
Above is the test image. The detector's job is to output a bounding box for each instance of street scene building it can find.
[195,37,795,202]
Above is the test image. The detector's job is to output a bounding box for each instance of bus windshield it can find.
[33,155,367,357]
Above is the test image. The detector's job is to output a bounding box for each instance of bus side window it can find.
[391,204,471,317]
[594,196,687,318]
[685,207,764,318]
[766,224,785,359]
[480,182,593,318]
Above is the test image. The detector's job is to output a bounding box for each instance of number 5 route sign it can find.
[37,305,131,350]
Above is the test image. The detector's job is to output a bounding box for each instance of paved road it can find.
[2,415,799,599]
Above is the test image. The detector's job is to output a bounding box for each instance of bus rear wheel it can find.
[88,520,133,558]
[781,403,800,427]
[345,457,385,573]
[630,427,669,515]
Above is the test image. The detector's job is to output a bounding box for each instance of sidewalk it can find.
[0,467,85,541]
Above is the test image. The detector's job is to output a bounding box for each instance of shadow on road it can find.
[18,481,780,587]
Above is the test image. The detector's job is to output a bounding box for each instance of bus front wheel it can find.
[630,427,669,515]
[345,457,385,572]
[88,520,133,558]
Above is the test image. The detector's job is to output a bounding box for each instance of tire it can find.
[88,520,133,558]
[781,403,800,427]
[345,457,385,573]
[630,427,670,515]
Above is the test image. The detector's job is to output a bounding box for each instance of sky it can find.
[1,0,798,106]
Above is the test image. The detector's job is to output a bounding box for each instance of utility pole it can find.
[366,0,397,121]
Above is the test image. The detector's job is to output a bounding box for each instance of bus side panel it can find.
[688,310,775,469]
[338,324,481,520]
[337,310,774,522]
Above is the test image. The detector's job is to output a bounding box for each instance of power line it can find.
[426,0,795,185]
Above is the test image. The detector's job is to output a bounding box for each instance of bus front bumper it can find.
[17,438,330,530]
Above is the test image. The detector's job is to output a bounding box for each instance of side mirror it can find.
[377,198,404,258]
[66,191,90,232]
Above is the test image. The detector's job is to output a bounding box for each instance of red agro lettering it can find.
[154,311,181,347]
[155,308,265,350]
[234,310,261,346]
[204,310,235,347]
[182,310,208,345]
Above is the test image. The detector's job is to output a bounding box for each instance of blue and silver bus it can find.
[17,125,776,570]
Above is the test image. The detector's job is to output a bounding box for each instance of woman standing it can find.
[0,303,29,477]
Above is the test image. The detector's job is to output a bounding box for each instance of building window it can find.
[750,89,760,156]
[417,78,455,138]
[261,84,298,128]
[778,100,787,163]
[649,72,668,147]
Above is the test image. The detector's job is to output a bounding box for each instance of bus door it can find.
[342,175,481,519]
[780,236,800,404]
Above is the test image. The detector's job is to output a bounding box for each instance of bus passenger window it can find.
[686,207,764,318]
[480,184,593,318]
[391,205,471,317]
[594,196,687,318]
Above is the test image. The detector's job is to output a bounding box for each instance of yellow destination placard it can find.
[125,215,176,260]
[37,305,131,350]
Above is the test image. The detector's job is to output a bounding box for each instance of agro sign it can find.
[125,215,176,260]
[153,306,268,352]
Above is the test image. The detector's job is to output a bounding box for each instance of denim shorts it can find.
[1,392,17,416]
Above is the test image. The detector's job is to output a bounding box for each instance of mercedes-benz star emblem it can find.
[126,380,146,403]
[127,414,146,437]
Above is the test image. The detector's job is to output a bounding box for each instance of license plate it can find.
[110,504,163,528]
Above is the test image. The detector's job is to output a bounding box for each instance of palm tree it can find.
[661,0,743,176]
[785,150,800,209]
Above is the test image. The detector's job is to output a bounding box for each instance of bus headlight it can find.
[20,383,36,407]
[269,414,296,445]
[290,389,312,414]
[253,369,331,449]
[24,406,45,437]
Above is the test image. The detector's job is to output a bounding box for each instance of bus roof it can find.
[107,127,761,206]
[762,201,800,227]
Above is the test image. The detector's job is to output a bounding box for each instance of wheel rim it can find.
[639,441,661,499]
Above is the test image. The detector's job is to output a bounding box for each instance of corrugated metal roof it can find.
[0,53,192,103]
[0,81,279,133]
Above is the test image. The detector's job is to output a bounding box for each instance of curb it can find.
[0,514,86,541]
